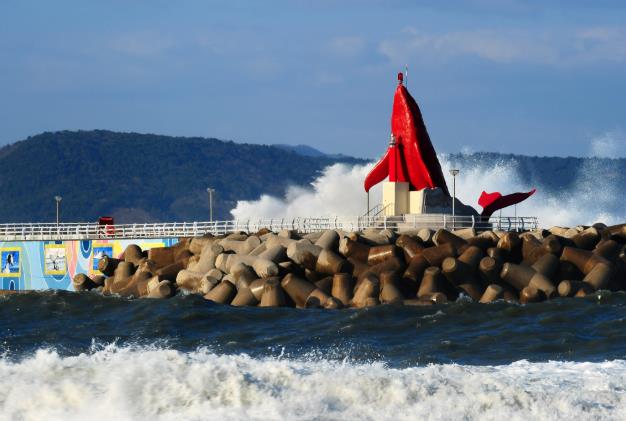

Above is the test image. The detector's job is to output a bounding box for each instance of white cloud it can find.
[245,57,282,79]
[578,27,622,42]
[327,36,366,57]
[575,27,626,62]
[379,28,557,64]
[108,32,175,57]
[313,71,343,85]
[379,26,626,65]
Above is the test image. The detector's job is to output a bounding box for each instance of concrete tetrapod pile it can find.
[73,223,626,307]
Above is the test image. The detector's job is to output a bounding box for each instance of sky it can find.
[1,0,626,158]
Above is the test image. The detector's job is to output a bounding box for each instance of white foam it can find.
[438,155,624,227]
[590,131,626,158]
[1,347,626,420]
[230,155,624,228]
[230,163,382,220]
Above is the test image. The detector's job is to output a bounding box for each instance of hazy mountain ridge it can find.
[272,144,351,160]
[0,130,623,223]
[445,152,626,193]
[0,130,364,223]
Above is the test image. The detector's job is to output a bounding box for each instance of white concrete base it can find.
[409,190,425,214]
[382,181,409,216]
[381,184,479,217]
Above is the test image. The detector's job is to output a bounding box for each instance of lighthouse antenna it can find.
[405,65,408,88]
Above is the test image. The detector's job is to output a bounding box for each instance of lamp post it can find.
[54,195,62,227]
[206,188,215,222]
[449,169,459,229]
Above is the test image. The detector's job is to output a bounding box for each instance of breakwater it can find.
[73,223,626,306]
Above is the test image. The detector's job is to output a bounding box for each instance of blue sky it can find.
[1,0,625,158]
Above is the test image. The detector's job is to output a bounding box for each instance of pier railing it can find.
[0,215,538,241]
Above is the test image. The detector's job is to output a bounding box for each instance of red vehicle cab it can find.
[97,216,115,237]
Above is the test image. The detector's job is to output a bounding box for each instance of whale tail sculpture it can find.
[478,189,536,218]
[364,73,449,196]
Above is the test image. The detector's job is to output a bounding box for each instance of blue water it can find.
[1,290,625,365]
[1,291,626,420]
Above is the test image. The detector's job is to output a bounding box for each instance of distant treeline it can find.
[0,130,363,223]
[0,130,622,223]
[446,152,625,193]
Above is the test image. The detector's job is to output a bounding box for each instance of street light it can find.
[206,188,215,222]
[54,195,62,227]
[449,169,459,228]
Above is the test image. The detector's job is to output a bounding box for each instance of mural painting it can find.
[0,238,178,291]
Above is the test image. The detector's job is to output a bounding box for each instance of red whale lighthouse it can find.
[365,73,452,215]
[365,72,449,195]
[365,72,536,218]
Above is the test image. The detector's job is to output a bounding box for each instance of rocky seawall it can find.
[73,223,626,307]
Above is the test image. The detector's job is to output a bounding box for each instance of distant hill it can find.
[0,130,623,223]
[445,152,626,193]
[272,144,350,160]
[272,144,327,158]
[0,130,364,223]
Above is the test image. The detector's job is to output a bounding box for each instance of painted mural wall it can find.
[0,238,179,291]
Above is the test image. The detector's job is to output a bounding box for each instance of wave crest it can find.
[230,155,625,227]
[1,346,625,420]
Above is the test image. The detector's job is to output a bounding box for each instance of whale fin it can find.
[478,191,502,209]
[479,189,536,218]
[364,148,390,192]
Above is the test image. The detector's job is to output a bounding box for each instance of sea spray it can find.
[590,131,626,159]
[231,164,382,219]
[441,153,624,227]
[231,155,625,227]
[1,347,626,420]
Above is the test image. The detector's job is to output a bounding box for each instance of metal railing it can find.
[401,214,538,232]
[0,215,538,241]
[362,203,391,217]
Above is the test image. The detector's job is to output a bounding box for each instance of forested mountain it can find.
[0,130,623,223]
[445,152,625,193]
[0,130,363,223]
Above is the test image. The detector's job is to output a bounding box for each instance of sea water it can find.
[1,290,626,420]
[2,156,625,420]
